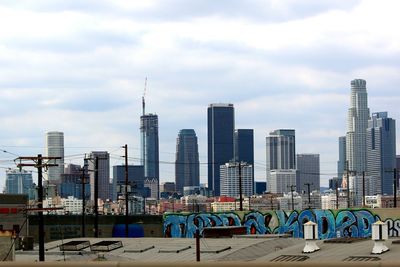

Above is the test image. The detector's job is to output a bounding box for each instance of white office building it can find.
[268,169,296,194]
[346,79,370,206]
[220,162,253,197]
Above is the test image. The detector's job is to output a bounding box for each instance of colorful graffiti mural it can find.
[163,209,384,239]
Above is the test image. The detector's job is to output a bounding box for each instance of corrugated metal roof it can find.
[14,236,400,263]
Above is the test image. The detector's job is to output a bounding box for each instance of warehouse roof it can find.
[14,235,400,263]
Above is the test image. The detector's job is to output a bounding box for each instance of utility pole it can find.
[94,156,99,238]
[17,155,61,262]
[335,181,339,210]
[384,168,398,208]
[362,171,366,207]
[346,161,350,208]
[80,167,88,237]
[394,168,398,208]
[304,183,312,209]
[195,229,200,262]
[123,144,129,238]
[288,185,296,211]
[37,156,44,262]
[238,162,243,211]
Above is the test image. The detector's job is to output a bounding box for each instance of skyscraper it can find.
[140,113,159,198]
[45,131,64,184]
[5,169,33,195]
[296,154,320,193]
[207,103,235,196]
[87,151,110,201]
[112,165,145,201]
[366,112,396,195]
[220,162,253,197]
[234,129,254,194]
[337,136,346,184]
[266,129,296,193]
[59,163,90,199]
[175,129,199,194]
[346,79,370,206]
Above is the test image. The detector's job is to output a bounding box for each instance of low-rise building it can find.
[277,192,302,210]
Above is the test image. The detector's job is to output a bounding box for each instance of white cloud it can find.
[1,0,400,189]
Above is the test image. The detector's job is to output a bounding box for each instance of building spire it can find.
[142,77,147,116]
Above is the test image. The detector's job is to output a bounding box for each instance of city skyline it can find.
[0,1,400,190]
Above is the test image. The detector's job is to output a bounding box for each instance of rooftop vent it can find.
[371,221,389,254]
[343,256,380,262]
[60,240,90,251]
[90,241,123,252]
[271,255,309,262]
[302,221,319,253]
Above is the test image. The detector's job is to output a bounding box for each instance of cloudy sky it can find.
[1,0,400,190]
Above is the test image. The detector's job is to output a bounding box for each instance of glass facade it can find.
[140,114,159,180]
[112,165,145,200]
[366,112,396,195]
[5,169,33,195]
[175,129,200,194]
[234,129,254,194]
[207,104,234,196]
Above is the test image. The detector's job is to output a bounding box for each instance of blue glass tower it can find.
[140,114,159,180]
[5,169,33,195]
[112,165,145,200]
[175,129,200,194]
[367,112,396,195]
[207,103,234,196]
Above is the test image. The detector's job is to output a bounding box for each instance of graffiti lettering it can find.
[163,209,384,239]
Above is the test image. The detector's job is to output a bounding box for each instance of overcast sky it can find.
[1,0,400,190]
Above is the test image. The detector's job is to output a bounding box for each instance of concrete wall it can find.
[28,215,163,242]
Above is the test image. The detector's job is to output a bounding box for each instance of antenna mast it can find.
[142,77,147,116]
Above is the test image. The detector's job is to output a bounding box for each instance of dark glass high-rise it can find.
[207,103,234,196]
[175,129,200,194]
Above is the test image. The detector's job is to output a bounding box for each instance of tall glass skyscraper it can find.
[175,129,199,194]
[140,114,159,181]
[5,169,33,195]
[207,103,234,196]
[366,112,396,195]
[346,79,370,206]
[45,131,64,184]
[234,129,254,194]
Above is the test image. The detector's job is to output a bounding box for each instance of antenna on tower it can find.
[142,77,147,116]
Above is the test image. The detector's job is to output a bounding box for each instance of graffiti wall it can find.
[163,209,400,239]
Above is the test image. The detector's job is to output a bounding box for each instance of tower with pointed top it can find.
[140,79,159,198]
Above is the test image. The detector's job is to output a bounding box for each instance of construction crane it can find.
[142,77,147,116]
